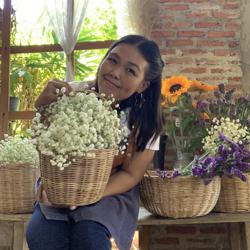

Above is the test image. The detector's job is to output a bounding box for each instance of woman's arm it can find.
[103,149,155,197]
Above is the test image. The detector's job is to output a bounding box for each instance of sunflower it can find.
[161,75,191,103]
[190,80,218,91]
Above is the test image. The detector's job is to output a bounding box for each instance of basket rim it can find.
[0,162,38,169]
[144,170,220,182]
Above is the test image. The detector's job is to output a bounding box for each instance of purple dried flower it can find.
[196,100,208,111]
[218,83,225,94]
[232,168,247,182]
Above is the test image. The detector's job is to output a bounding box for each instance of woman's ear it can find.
[138,80,150,93]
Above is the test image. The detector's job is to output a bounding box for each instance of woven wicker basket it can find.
[40,149,116,206]
[215,174,250,212]
[140,170,221,218]
[0,163,39,213]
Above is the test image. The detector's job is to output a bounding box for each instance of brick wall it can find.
[152,0,242,87]
[147,1,243,249]
[146,224,231,250]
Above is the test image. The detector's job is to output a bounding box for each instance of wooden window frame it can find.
[0,0,115,139]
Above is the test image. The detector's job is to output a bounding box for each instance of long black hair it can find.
[96,35,165,151]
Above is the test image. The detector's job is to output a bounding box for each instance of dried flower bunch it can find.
[0,135,39,167]
[203,117,250,155]
[29,88,127,170]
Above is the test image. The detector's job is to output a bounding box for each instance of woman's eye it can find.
[108,57,117,64]
[127,68,136,76]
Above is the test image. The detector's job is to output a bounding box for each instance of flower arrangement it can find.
[161,75,217,157]
[158,80,250,184]
[0,135,39,167]
[29,88,127,170]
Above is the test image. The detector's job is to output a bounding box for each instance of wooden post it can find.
[138,225,150,250]
[0,0,11,139]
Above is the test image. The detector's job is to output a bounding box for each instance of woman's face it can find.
[97,44,149,100]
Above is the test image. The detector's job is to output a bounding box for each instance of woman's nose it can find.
[110,66,121,80]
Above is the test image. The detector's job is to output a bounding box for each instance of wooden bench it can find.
[138,207,250,250]
[0,213,31,250]
[2,209,250,250]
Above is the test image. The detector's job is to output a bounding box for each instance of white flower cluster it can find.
[0,135,39,167]
[29,89,127,170]
[203,117,250,155]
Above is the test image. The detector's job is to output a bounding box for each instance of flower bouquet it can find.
[29,88,127,206]
[194,85,250,212]
[0,135,39,213]
[161,75,217,169]
[140,76,221,218]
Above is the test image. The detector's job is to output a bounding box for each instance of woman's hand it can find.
[35,79,73,109]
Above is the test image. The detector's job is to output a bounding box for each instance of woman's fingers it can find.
[35,79,73,108]
[41,189,52,206]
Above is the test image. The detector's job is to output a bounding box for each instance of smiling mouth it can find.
[103,77,120,89]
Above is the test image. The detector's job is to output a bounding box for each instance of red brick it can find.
[177,31,205,37]
[181,67,207,74]
[165,4,190,10]
[214,49,238,56]
[228,77,242,82]
[182,49,205,54]
[196,58,219,65]
[212,10,239,19]
[166,226,197,234]
[200,226,227,234]
[228,40,238,48]
[223,3,239,9]
[167,39,193,46]
[152,31,175,37]
[186,238,215,243]
[211,68,226,73]
[168,57,194,64]
[213,49,231,56]
[184,0,207,2]
[207,31,235,38]
[155,237,179,244]
[186,12,209,18]
[197,40,224,47]
[188,248,217,250]
[195,22,222,28]
[165,21,193,28]
[160,0,182,2]
[225,23,241,30]
[161,49,176,55]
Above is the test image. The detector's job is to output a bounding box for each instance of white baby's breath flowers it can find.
[0,135,39,167]
[29,90,128,170]
[203,117,250,155]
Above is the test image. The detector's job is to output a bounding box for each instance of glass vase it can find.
[173,150,192,171]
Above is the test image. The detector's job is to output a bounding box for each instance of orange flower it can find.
[190,80,218,91]
[161,75,191,103]
[201,112,210,121]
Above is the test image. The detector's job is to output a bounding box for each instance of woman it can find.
[26,34,164,250]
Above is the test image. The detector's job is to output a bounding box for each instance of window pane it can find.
[8,120,32,136]
[10,52,66,111]
[74,48,108,82]
[11,0,117,46]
